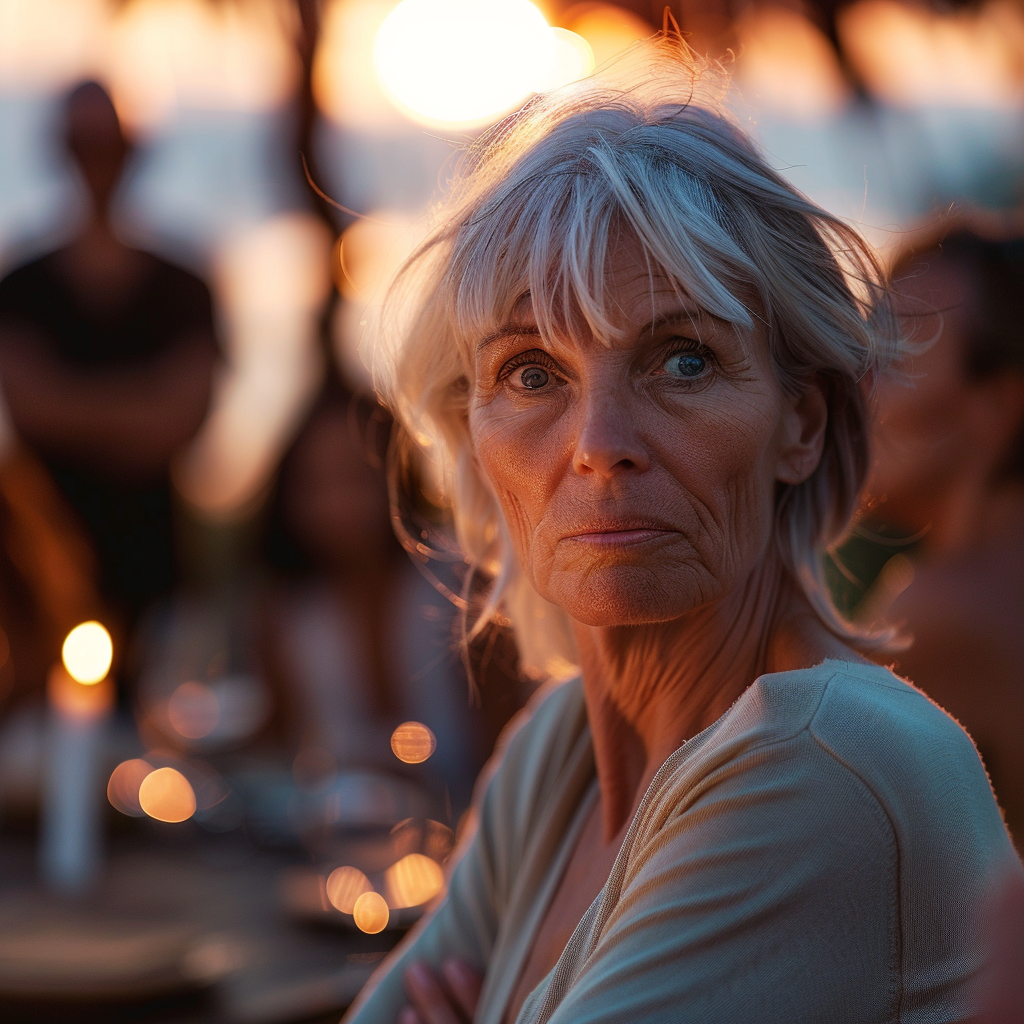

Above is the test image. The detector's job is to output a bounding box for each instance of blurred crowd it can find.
[0,0,1022,1018]
[0,64,530,889]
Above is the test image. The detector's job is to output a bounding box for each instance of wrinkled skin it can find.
[468,251,817,630]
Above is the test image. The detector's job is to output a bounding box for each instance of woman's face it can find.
[468,241,825,627]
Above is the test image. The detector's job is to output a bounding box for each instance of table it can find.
[0,831,398,1023]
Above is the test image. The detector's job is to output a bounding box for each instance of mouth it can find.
[561,520,679,548]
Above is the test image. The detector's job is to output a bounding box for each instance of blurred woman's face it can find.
[285,409,394,571]
[868,260,975,533]
[468,241,823,627]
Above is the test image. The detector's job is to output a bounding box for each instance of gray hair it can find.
[375,39,900,677]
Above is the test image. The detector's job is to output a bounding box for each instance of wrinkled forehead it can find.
[448,210,752,359]
[505,266,717,348]
[441,134,762,361]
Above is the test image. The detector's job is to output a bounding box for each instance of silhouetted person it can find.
[867,223,1024,846]
[0,81,218,631]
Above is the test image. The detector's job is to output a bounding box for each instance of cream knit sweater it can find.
[345,660,1021,1024]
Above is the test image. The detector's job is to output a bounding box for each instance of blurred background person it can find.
[865,222,1024,846]
[260,375,486,819]
[0,80,219,661]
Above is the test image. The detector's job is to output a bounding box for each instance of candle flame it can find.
[62,621,112,685]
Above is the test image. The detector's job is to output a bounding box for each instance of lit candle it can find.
[40,622,115,892]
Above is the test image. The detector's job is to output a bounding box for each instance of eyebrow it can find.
[474,306,717,355]
[640,309,705,336]
[476,323,541,353]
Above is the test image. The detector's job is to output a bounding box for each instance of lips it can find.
[559,519,680,545]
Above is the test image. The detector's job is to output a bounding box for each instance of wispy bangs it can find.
[443,110,761,355]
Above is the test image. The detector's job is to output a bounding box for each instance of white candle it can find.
[40,623,115,893]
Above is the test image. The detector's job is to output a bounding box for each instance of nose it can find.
[571,386,650,478]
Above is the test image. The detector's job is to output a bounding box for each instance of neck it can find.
[574,552,850,841]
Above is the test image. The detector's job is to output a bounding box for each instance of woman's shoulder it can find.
[755,658,985,775]
[735,658,981,757]
[704,658,1011,856]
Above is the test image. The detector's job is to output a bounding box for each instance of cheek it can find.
[469,401,567,560]
[667,399,783,540]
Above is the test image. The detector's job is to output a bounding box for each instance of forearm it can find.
[0,333,216,477]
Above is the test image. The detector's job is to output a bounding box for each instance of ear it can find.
[775,380,828,486]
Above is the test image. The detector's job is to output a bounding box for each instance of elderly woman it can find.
[346,44,1020,1024]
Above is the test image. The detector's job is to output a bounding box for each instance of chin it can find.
[543,565,715,628]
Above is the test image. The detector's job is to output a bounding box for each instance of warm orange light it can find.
[48,665,115,720]
[839,0,1024,108]
[384,853,444,909]
[138,767,196,823]
[174,214,331,519]
[542,28,595,90]
[372,0,557,128]
[390,722,436,764]
[352,891,389,933]
[564,4,653,68]
[313,0,405,130]
[0,0,106,89]
[107,759,153,817]
[167,681,220,739]
[325,866,373,914]
[62,622,112,685]
[734,7,849,119]
[105,0,299,132]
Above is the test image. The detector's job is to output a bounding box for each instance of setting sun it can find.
[372,0,555,127]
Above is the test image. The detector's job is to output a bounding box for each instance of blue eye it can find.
[664,352,707,378]
[520,366,550,389]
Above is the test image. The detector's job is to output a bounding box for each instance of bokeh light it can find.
[313,0,406,131]
[384,853,444,909]
[0,0,105,89]
[838,0,1024,108]
[325,866,373,914]
[563,3,652,68]
[390,722,436,764]
[107,759,154,817]
[61,622,113,685]
[138,766,196,823]
[174,214,331,519]
[734,7,849,119]
[352,890,389,933]
[541,28,595,91]
[166,680,220,740]
[104,0,298,132]
[372,0,556,128]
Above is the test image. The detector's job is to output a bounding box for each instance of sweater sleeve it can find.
[342,753,510,1023]
[344,681,580,1024]
[533,732,903,1024]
